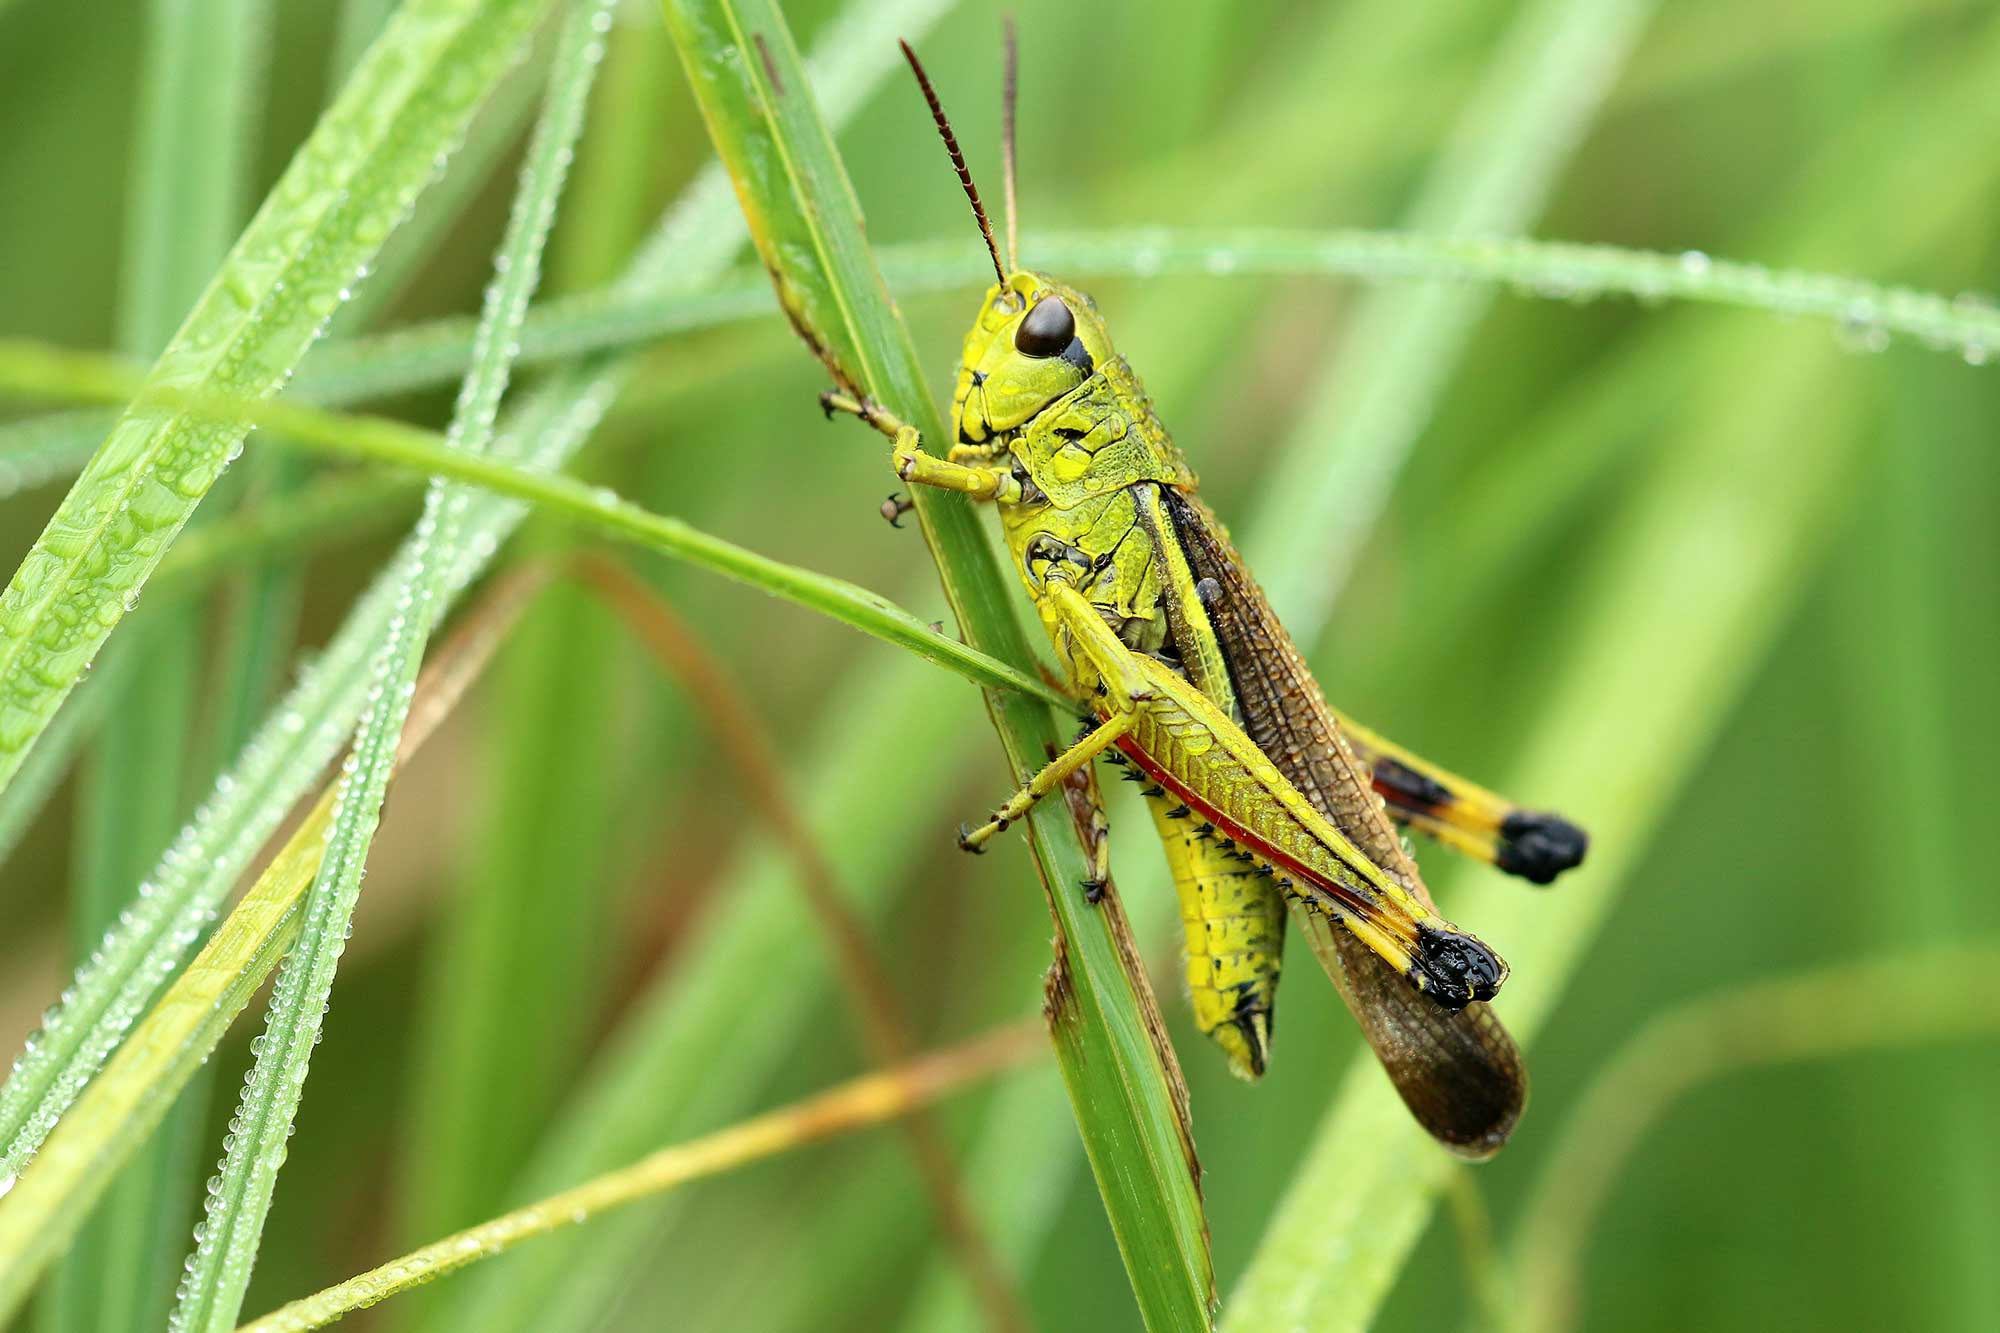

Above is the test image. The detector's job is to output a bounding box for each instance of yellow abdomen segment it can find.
[1145,790,1283,1080]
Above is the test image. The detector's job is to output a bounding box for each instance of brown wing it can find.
[1301,912,1524,1158]
[1159,489,1528,1154]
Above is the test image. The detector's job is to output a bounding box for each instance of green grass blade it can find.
[47,1,268,1323]
[13,218,2000,481]
[1221,16,2000,1316]
[0,0,925,1223]
[0,339,1067,705]
[395,6,668,1273]
[659,3,1214,1328]
[1242,0,1659,627]
[0,0,554,797]
[166,6,608,1326]
[0,793,327,1324]
[0,578,507,1323]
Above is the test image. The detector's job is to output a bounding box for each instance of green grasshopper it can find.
[823,39,1587,1157]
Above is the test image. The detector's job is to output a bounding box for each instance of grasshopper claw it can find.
[956,822,987,854]
[881,493,915,527]
[1079,876,1108,904]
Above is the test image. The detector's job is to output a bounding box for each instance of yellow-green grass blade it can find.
[1222,17,2000,1325]
[0,341,1067,708]
[11,220,2000,490]
[658,3,1214,1328]
[46,1,270,1325]
[0,0,556,797]
[165,7,609,1326]
[0,0,930,1238]
[0,566,514,1323]
[0,789,329,1324]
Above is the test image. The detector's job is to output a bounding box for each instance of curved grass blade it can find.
[1514,944,2000,1333]
[234,1024,1042,1333]
[1223,19,2000,1329]
[0,0,929,1228]
[167,7,610,1325]
[0,0,555,796]
[13,217,2000,485]
[0,567,522,1324]
[0,339,1067,706]
[48,1,270,1323]
[658,3,1214,1327]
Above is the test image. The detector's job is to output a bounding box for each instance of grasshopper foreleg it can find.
[819,389,1021,504]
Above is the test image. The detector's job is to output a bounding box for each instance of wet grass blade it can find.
[11,220,2000,484]
[0,0,930,1231]
[0,0,555,796]
[0,339,1066,705]
[165,6,610,1326]
[658,3,1214,1327]
[45,1,270,1323]
[0,568,524,1324]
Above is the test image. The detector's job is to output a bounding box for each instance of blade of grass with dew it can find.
[0,0,937,1206]
[237,1024,1044,1333]
[0,0,555,798]
[14,215,2000,480]
[659,2,1213,1326]
[0,341,1065,705]
[167,6,610,1326]
[47,3,269,1324]
[0,570,524,1323]
[1512,944,2000,1333]
[394,16,678,1266]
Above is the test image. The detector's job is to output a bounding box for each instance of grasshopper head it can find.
[953,272,1115,443]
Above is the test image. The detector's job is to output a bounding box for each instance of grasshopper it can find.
[823,39,1587,1157]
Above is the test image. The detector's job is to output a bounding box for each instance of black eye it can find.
[1015,295,1075,358]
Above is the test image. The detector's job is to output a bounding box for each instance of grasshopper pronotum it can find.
[823,37,1587,1157]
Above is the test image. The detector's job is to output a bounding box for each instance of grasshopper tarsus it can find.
[955,821,988,854]
[880,493,915,527]
[1080,876,1108,905]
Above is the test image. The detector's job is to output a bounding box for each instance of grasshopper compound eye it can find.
[1015,294,1075,357]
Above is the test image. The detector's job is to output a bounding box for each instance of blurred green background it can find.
[2,0,1997,1330]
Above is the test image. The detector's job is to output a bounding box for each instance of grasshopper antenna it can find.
[1001,17,1020,272]
[900,39,1009,289]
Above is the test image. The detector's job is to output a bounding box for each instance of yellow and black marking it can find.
[1337,719,1589,885]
